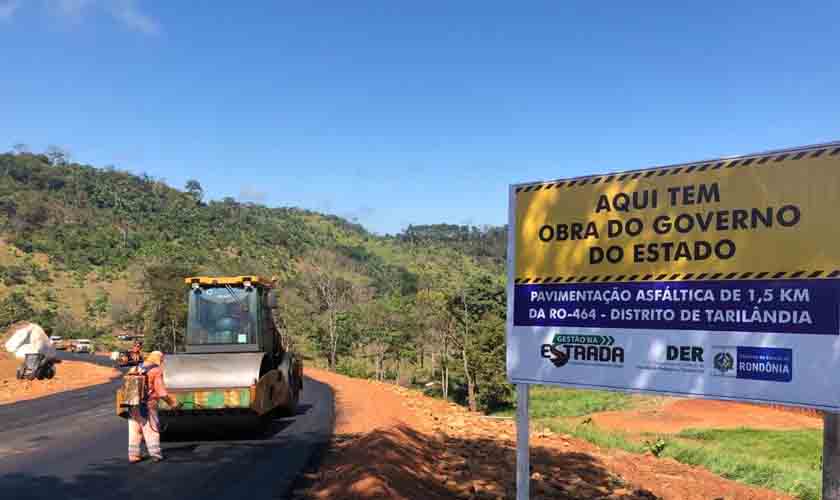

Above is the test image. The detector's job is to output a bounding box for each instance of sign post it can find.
[506,141,840,499]
[825,413,840,500]
[515,383,529,500]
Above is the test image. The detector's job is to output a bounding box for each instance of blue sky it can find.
[1,2,839,234]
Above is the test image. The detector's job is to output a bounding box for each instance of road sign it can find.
[506,141,840,411]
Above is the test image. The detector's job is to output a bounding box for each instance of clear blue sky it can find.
[1,2,839,234]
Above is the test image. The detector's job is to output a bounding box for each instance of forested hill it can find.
[0,150,511,411]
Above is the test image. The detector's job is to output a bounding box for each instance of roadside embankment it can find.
[0,354,119,406]
[302,368,790,500]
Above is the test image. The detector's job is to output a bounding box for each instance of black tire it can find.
[290,385,300,412]
[15,368,23,380]
[277,384,300,417]
[45,365,56,379]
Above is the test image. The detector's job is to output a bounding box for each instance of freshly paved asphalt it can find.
[0,353,335,500]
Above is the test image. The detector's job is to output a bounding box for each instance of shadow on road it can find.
[161,403,315,442]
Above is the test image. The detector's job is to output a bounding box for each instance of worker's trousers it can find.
[128,405,162,459]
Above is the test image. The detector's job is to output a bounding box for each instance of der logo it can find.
[666,345,704,362]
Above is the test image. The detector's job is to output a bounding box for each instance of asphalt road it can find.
[0,359,334,500]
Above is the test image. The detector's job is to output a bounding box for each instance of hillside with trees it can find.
[0,148,510,411]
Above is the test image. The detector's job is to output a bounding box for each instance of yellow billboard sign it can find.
[513,144,840,283]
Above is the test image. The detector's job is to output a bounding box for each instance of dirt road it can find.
[304,369,791,500]
[0,352,120,406]
[593,398,821,434]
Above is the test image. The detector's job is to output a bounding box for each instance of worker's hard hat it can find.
[144,351,163,366]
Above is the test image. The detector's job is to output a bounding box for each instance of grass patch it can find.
[665,427,822,500]
[676,427,821,470]
[542,418,644,453]
[491,387,821,498]
[492,386,638,418]
[540,421,822,500]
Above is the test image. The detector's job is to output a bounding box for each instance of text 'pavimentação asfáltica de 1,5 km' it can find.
[506,142,840,410]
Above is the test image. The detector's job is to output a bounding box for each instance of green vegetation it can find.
[0,148,511,411]
[544,418,643,453]
[668,428,821,500]
[515,386,822,500]
[493,386,635,418]
[541,421,821,499]
[1,147,819,498]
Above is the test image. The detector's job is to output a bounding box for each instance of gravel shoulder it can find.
[0,353,119,406]
[592,398,822,435]
[304,368,792,500]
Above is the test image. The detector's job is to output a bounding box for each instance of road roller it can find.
[117,276,303,431]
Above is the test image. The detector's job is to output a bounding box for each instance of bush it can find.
[336,358,371,379]
[0,291,35,330]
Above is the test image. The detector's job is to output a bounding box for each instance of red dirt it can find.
[593,398,822,435]
[0,354,119,406]
[302,368,791,500]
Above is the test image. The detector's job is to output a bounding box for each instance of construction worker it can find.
[128,340,144,366]
[128,351,179,463]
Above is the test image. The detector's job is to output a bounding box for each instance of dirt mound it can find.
[593,398,821,435]
[302,368,791,500]
[0,356,119,406]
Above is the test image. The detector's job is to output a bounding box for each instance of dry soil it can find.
[302,368,791,500]
[0,354,119,406]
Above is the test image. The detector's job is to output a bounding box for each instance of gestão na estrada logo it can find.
[541,334,624,368]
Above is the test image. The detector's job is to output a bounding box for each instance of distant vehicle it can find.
[50,336,67,350]
[71,339,93,354]
[116,334,142,341]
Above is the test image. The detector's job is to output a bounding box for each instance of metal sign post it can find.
[516,383,530,500]
[825,412,840,499]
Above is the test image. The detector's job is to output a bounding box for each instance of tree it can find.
[85,289,111,324]
[185,179,204,203]
[416,288,453,398]
[355,294,411,381]
[0,291,35,330]
[447,270,506,412]
[301,250,361,370]
[140,261,196,352]
[45,145,69,166]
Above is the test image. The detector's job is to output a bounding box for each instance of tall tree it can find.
[447,270,505,412]
[140,261,196,353]
[45,145,69,166]
[185,179,204,203]
[302,250,359,369]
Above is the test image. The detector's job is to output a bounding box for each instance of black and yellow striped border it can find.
[514,145,840,194]
[515,270,840,284]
